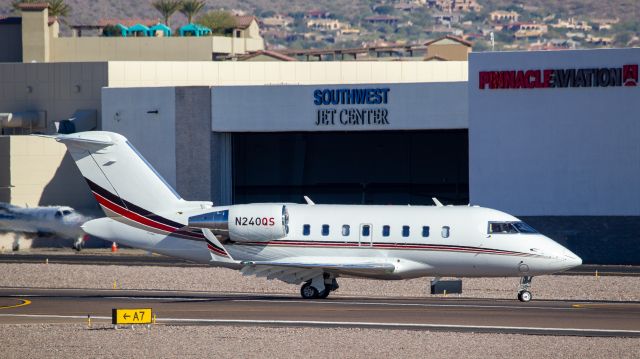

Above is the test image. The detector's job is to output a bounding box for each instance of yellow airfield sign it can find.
[112,308,153,325]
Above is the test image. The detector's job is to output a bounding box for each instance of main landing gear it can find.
[517,276,533,302]
[300,273,339,299]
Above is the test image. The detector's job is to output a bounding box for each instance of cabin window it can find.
[382,225,390,237]
[322,224,330,236]
[303,224,310,236]
[422,226,430,237]
[441,226,450,238]
[342,225,350,236]
[402,225,410,237]
[362,225,370,236]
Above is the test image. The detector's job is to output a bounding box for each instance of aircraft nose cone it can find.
[567,253,582,268]
[560,249,582,270]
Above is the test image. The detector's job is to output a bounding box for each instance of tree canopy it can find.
[180,0,206,24]
[196,10,236,35]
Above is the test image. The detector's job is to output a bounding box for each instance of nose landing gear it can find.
[517,276,533,302]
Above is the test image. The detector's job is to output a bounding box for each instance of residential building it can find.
[489,10,520,23]
[306,19,344,31]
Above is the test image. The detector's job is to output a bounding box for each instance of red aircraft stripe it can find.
[93,191,180,234]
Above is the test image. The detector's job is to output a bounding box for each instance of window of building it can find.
[402,225,410,237]
[342,225,350,236]
[362,225,370,236]
[441,226,450,238]
[322,224,330,236]
[303,224,310,236]
[422,226,430,237]
[382,225,390,237]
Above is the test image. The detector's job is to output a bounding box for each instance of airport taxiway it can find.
[1,288,639,337]
[1,251,638,276]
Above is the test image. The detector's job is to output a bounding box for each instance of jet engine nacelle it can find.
[188,204,289,242]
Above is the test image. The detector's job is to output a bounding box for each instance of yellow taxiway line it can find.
[0,299,32,310]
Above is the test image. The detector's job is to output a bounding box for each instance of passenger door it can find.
[359,224,372,247]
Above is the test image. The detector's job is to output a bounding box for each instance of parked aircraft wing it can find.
[240,259,395,284]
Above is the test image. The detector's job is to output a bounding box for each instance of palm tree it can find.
[12,0,71,17]
[47,0,71,17]
[180,0,205,24]
[152,0,182,27]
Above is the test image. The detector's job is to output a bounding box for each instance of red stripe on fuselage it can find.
[234,240,535,257]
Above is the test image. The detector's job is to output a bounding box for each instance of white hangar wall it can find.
[211,82,468,132]
[469,48,640,216]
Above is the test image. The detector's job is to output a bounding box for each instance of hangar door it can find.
[233,130,468,205]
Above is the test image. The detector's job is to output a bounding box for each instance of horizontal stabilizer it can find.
[54,133,114,147]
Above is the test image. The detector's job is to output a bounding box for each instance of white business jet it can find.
[0,202,90,251]
[55,131,581,302]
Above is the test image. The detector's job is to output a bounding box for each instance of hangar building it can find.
[0,49,638,263]
[100,48,640,264]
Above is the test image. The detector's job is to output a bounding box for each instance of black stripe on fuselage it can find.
[85,178,185,229]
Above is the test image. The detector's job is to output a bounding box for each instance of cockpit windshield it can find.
[488,221,538,234]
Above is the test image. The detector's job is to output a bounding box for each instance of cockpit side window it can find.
[488,221,538,234]
[512,222,538,234]
[62,210,72,216]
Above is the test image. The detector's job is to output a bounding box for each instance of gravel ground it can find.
[0,262,638,301]
[1,261,639,358]
[0,324,638,359]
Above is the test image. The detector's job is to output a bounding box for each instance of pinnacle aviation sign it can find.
[313,87,390,126]
[479,64,638,90]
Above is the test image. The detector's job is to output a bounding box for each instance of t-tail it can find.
[55,131,234,264]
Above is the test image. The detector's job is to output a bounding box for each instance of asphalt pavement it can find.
[0,288,639,337]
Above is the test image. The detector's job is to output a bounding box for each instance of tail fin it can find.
[56,131,192,219]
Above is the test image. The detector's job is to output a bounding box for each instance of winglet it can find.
[432,197,444,207]
[303,196,315,205]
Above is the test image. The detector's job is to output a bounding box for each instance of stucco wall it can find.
[101,87,177,188]
[0,62,107,131]
[106,61,468,87]
[1,136,98,212]
[50,36,264,62]
[175,87,212,201]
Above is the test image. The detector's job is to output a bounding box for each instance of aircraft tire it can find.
[518,290,532,302]
[300,282,319,299]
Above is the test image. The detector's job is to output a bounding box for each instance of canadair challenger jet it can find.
[55,132,582,302]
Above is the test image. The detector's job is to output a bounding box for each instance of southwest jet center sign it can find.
[211,83,467,132]
[313,88,391,127]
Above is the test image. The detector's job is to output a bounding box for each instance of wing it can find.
[240,259,395,284]
[0,211,38,233]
